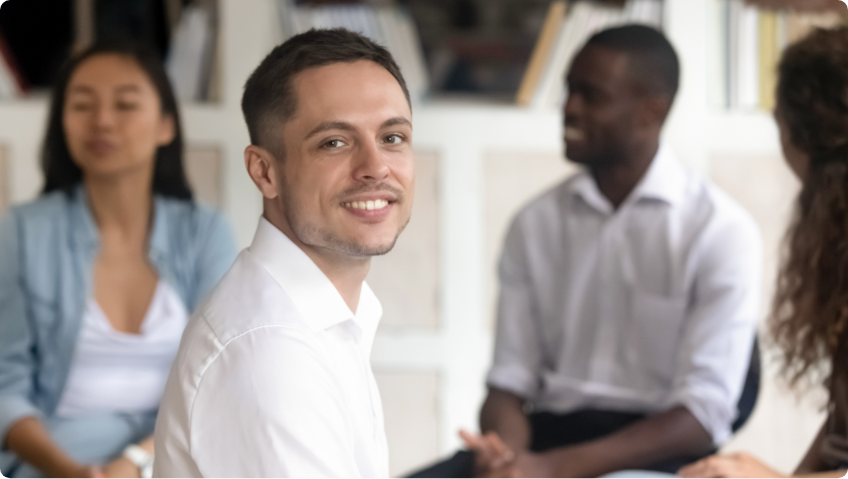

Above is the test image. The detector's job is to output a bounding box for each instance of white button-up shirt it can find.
[486,146,762,445]
[153,218,389,478]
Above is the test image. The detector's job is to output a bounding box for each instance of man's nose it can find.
[353,139,390,182]
[563,93,582,121]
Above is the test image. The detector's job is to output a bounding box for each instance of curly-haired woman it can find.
[679,26,848,479]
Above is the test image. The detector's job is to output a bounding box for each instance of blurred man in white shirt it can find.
[153,28,415,478]
[453,25,762,478]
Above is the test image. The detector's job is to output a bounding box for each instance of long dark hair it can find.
[771,26,848,400]
[41,41,192,200]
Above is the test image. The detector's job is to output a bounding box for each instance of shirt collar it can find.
[247,217,381,336]
[70,184,99,252]
[569,145,686,213]
[629,145,687,207]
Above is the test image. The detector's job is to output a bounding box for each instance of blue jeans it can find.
[0,411,156,478]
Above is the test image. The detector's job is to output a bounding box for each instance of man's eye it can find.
[324,139,346,148]
[385,134,403,144]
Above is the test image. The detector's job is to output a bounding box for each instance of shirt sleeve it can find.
[486,216,545,400]
[0,211,43,447]
[192,209,237,309]
[665,207,763,445]
[189,327,362,477]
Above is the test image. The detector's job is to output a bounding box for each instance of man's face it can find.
[275,60,414,258]
[563,45,642,167]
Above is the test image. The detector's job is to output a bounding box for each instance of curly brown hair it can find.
[772,26,848,397]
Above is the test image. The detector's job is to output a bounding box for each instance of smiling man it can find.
[152,29,414,478]
[464,25,763,477]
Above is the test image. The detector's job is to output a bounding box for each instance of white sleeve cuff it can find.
[485,364,538,400]
[666,386,735,446]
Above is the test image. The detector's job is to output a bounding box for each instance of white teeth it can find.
[344,199,389,210]
[564,127,585,141]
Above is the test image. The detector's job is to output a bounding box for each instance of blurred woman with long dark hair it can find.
[0,42,236,478]
[680,26,848,478]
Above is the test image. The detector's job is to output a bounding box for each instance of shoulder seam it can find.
[185,315,314,457]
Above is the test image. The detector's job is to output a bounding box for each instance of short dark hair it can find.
[241,28,410,157]
[42,40,192,200]
[585,24,680,100]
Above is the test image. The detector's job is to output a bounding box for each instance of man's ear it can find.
[245,145,280,199]
[639,96,672,129]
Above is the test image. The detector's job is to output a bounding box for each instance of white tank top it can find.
[55,282,188,417]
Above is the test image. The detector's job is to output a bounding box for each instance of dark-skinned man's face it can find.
[563,45,644,167]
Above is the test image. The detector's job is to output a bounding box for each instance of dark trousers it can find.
[408,409,713,477]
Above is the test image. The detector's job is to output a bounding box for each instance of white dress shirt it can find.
[486,146,762,445]
[56,281,187,417]
[153,218,389,478]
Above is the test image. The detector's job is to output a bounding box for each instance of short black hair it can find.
[42,40,191,199]
[242,28,410,157]
[585,24,680,100]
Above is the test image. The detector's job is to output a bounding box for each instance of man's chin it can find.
[565,146,589,165]
[324,236,399,258]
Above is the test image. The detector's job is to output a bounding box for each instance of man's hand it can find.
[514,451,559,478]
[459,429,519,478]
[678,452,787,478]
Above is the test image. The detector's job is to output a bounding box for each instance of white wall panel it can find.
[375,371,441,477]
[370,150,440,331]
[185,145,223,208]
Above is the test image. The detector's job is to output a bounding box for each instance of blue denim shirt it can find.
[0,185,237,443]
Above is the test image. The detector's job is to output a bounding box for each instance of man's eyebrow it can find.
[381,117,412,129]
[304,117,412,140]
[304,121,356,140]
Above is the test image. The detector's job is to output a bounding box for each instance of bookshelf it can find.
[0,0,219,102]
[705,0,846,112]
[0,0,836,475]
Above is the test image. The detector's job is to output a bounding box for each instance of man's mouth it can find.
[343,199,390,211]
[564,127,586,142]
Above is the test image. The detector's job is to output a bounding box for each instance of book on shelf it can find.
[758,10,779,112]
[519,0,664,110]
[166,0,217,103]
[0,30,26,98]
[736,2,760,110]
[708,0,845,112]
[277,0,429,103]
[516,1,567,107]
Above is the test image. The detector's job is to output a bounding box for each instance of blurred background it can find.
[0,0,844,475]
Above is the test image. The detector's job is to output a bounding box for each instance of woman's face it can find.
[62,54,175,181]
[774,104,810,181]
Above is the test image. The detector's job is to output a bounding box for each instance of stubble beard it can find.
[282,179,410,258]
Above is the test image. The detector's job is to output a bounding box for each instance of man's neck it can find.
[303,246,370,315]
[590,139,659,210]
[262,209,370,314]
